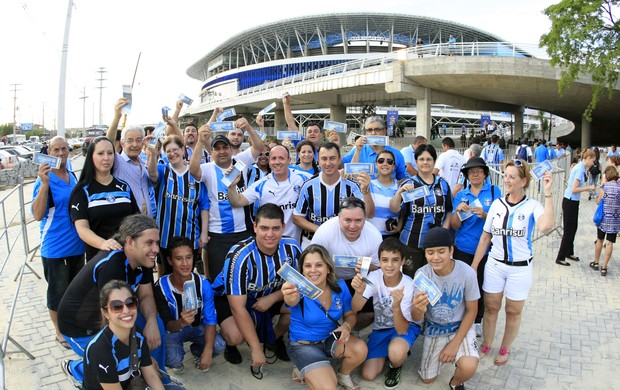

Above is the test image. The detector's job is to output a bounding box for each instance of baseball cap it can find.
[422,227,454,248]
[211,135,231,148]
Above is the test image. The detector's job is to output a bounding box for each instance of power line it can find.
[95,67,107,125]
[10,84,21,142]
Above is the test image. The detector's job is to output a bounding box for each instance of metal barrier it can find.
[0,179,39,390]
[487,155,571,242]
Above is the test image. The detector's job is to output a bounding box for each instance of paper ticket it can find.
[210,121,236,132]
[277,131,301,140]
[34,153,61,169]
[121,85,132,115]
[333,255,359,268]
[365,135,389,146]
[401,186,430,203]
[179,93,193,106]
[413,272,442,306]
[344,163,374,175]
[531,160,553,181]
[148,122,166,149]
[457,198,482,221]
[221,160,246,187]
[277,263,323,300]
[259,102,277,116]
[324,120,347,133]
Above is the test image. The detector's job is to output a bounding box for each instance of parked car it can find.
[0,146,33,160]
[82,128,107,155]
[0,150,22,169]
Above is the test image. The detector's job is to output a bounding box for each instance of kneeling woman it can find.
[82,280,164,389]
[282,245,367,390]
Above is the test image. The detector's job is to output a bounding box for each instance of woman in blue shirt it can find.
[368,150,401,239]
[282,245,367,390]
[450,157,501,334]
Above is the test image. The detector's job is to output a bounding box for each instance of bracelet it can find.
[342,321,352,332]
[545,194,552,198]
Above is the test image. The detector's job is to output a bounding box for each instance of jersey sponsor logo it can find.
[99,364,110,373]
[71,203,79,211]
[164,191,195,203]
[279,201,297,211]
[248,278,283,292]
[309,212,332,223]
[412,205,445,214]
[491,227,525,237]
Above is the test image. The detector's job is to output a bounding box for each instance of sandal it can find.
[250,364,264,380]
[55,337,71,350]
[601,268,607,276]
[479,344,491,358]
[494,347,510,366]
[291,367,305,385]
[337,373,360,390]
[589,262,599,270]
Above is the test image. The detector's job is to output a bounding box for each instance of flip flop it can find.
[291,367,305,385]
[479,344,491,358]
[56,337,71,350]
[494,347,510,366]
[589,262,599,270]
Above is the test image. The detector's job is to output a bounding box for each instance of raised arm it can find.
[146,141,160,183]
[235,117,265,158]
[282,93,298,131]
[190,124,210,181]
[536,171,555,233]
[107,98,127,142]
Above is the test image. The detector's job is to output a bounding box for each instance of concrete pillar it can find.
[274,109,286,134]
[581,116,591,149]
[513,109,524,139]
[329,105,346,123]
[415,88,431,140]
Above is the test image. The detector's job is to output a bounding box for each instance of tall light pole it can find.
[57,0,74,138]
[95,67,107,125]
[79,86,88,130]
[10,84,20,143]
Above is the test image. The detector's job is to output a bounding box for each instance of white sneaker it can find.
[168,363,184,374]
[474,323,482,338]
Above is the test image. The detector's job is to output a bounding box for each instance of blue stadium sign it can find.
[20,123,33,131]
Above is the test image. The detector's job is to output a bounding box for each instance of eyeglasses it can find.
[377,158,395,165]
[259,151,270,158]
[365,127,384,134]
[468,168,485,175]
[339,197,365,211]
[105,297,139,313]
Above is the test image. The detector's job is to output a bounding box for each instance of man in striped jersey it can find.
[293,142,374,248]
[212,204,302,366]
[480,134,504,172]
[189,120,265,281]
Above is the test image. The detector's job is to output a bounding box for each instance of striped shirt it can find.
[368,178,400,235]
[293,174,363,239]
[199,148,256,234]
[481,143,504,166]
[399,175,453,248]
[213,236,301,299]
[154,272,217,327]
[484,196,544,262]
[154,164,210,249]
[113,151,152,215]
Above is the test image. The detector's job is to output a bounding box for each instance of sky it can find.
[1,0,558,131]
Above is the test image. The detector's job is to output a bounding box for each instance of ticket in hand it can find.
[245,130,267,140]
[183,280,198,311]
[34,153,61,169]
[259,102,277,116]
[359,256,374,286]
[344,163,374,175]
[221,160,246,187]
[365,135,389,146]
[413,272,442,306]
[148,122,166,149]
[161,106,171,118]
[122,85,132,115]
[531,160,553,181]
[210,121,236,132]
[333,255,359,268]
[401,186,429,203]
[217,108,236,122]
[179,94,193,106]
[277,263,323,300]
[457,198,482,221]
[277,131,301,140]
[324,120,347,133]
[347,132,363,145]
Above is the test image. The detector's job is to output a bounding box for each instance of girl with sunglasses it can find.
[471,159,554,366]
[368,151,402,239]
[82,280,164,389]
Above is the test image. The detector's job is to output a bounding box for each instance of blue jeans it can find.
[166,325,225,368]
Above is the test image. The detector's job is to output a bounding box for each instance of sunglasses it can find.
[259,151,270,158]
[377,157,395,165]
[365,127,384,134]
[105,297,139,313]
[340,197,365,211]
[513,159,524,167]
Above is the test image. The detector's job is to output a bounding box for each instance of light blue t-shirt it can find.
[534,145,549,163]
[564,161,587,201]
[400,145,418,172]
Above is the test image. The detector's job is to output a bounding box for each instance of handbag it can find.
[127,327,149,390]
[593,198,604,227]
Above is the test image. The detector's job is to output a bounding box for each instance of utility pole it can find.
[57,0,74,138]
[10,83,21,143]
[79,86,88,130]
[95,67,107,125]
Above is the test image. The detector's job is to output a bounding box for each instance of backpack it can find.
[517,145,528,161]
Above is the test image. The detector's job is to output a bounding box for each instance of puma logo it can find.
[71,203,79,211]
[98,364,109,373]
[115,184,125,192]
[268,190,276,196]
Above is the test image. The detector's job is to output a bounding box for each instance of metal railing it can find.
[0,179,39,390]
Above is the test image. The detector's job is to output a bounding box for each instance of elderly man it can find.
[32,136,85,351]
[226,144,306,242]
[342,116,407,180]
[58,215,168,388]
[107,98,154,216]
[310,197,382,329]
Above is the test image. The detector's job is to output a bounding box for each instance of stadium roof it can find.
[187,13,507,81]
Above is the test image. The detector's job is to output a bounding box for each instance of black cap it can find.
[423,227,454,248]
[211,135,231,148]
[461,156,489,176]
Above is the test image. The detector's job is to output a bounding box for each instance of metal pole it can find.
[57,0,73,138]
[96,67,107,126]
[79,86,88,130]
[10,84,20,144]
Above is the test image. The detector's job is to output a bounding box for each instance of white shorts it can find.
[483,259,533,301]
[418,326,479,380]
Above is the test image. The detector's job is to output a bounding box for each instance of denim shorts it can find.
[165,325,225,368]
[287,336,338,375]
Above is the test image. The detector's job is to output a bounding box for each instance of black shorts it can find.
[214,295,285,325]
[597,228,617,243]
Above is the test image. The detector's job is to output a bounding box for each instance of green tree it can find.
[540,0,620,120]
[538,111,550,141]
[0,123,15,136]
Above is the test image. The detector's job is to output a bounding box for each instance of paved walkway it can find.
[1,180,617,390]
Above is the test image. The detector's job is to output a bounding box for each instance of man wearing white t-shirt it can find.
[433,137,466,190]
[311,197,382,329]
